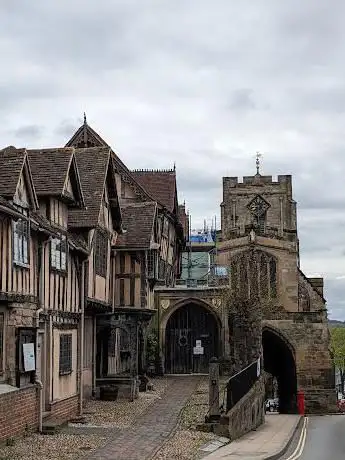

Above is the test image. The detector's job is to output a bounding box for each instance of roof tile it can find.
[131,170,177,212]
[0,147,26,197]
[27,148,74,196]
[115,202,156,249]
[68,147,111,228]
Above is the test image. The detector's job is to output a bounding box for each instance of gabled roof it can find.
[68,146,121,230]
[65,114,109,148]
[0,196,27,219]
[115,202,156,249]
[27,148,85,209]
[64,118,178,215]
[0,146,38,209]
[298,267,326,303]
[131,169,177,213]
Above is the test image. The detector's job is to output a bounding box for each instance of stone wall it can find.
[5,302,37,386]
[221,174,296,242]
[265,319,337,413]
[0,386,39,443]
[215,376,266,440]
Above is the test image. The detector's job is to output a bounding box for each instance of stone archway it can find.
[262,327,297,413]
[165,302,220,374]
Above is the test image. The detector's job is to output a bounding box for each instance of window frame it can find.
[94,230,108,278]
[50,234,67,272]
[59,333,73,376]
[12,207,30,267]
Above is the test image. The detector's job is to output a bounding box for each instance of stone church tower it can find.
[217,170,336,413]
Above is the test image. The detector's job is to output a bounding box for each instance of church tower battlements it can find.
[221,173,298,248]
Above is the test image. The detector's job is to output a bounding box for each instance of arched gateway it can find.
[165,302,220,374]
[262,327,297,413]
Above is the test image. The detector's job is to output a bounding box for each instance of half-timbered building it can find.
[67,146,122,399]
[27,148,88,423]
[0,147,53,440]
[65,119,185,379]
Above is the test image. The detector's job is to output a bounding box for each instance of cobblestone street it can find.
[0,376,217,460]
[88,376,202,460]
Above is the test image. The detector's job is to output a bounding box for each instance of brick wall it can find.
[49,394,79,421]
[0,386,39,442]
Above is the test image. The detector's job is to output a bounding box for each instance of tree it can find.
[330,327,345,394]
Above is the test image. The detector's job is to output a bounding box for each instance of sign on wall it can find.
[23,343,36,372]
[193,340,204,355]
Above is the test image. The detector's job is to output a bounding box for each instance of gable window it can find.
[0,313,4,376]
[95,230,108,277]
[51,235,67,271]
[59,334,72,375]
[162,218,169,237]
[13,216,30,265]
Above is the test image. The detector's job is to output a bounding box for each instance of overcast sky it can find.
[1,1,345,319]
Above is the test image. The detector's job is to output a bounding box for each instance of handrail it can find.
[226,358,260,412]
[205,357,261,419]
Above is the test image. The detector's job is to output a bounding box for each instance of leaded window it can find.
[158,257,166,280]
[13,208,29,265]
[162,218,169,237]
[51,235,67,271]
[59,334,72,375]
[95,230,108,277]
[147,251,157,279]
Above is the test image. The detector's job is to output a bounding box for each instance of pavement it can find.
[203,413,301,460]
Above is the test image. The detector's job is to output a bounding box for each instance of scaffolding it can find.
[180,215,228,288]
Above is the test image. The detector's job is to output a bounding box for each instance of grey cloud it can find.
[54,119,82,140]
[228,89,257,111]
[324,278,345,320]
[0,0,345,320]
[12,125,43,139]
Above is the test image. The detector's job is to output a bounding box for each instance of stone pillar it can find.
[208,358,220,421]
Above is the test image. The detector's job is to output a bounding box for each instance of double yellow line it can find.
[285,417,309,460]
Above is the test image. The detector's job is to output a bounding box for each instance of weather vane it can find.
[255,151,262,175]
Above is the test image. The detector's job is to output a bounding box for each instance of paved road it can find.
[283,415,345,460]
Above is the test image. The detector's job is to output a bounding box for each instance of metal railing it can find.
[226,359,260,412]
[205,357,261,420]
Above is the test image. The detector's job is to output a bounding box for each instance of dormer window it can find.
[51,235,67,271]
[13,207,29,266]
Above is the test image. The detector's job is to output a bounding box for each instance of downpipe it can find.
[34,379,43,433]
[79,259,86,415]
[35,238,48,433]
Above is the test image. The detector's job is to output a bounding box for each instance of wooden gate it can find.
[165,304,218,374]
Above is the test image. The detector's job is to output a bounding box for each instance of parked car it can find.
[337,398,345,412]
[265,398,279,412]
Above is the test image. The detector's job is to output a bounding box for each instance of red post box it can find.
[297,390,305,415]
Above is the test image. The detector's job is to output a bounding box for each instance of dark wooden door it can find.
[165,304,218,374]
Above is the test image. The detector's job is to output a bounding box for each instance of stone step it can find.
[42,418,66,435]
